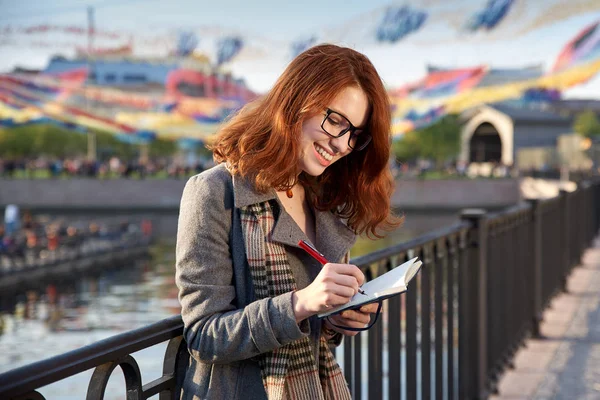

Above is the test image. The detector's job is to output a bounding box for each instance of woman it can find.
[176,43,402,400]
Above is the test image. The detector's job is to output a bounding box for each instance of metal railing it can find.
[0,316,187,400]
[342,221,469,400]
[1,179,599,400]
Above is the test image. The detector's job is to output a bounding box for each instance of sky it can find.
[0,0,390,40]
[0,0,599,98]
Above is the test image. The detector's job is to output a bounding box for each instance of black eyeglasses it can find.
[321,108,372,151]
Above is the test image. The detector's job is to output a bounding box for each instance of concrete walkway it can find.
[491,236,600,400]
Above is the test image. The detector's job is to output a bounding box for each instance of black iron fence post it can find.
[596,180,600,234]
[460,209,489,400]
[596,180,600,235]
[527,199,542,338]
[458,228,471,400]
[559,189,570,291]
[583,182,593,248]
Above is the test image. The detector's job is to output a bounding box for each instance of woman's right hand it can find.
[292,263,364,322]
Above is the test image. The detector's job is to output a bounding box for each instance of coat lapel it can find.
[314,208,356,264]
[231,169,356,263]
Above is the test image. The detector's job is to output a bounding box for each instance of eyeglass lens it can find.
[322,110,371,150]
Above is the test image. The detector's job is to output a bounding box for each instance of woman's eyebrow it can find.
[330,107,366,130]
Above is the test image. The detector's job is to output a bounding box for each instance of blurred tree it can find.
[0,125,33,157]
[96,131,137,159]
[149,138,177,158]
[392,114,462,167]
[573,110,600,137]
[392,130,420,162]
[0,124,181,159]
[32,125,87,156]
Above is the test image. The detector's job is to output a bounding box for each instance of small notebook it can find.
[317,257,423,318]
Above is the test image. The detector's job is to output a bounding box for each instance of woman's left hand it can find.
[324,303,380,337]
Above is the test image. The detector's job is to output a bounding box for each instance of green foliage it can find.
[96,131,137,159]
[573,110,600,137]
[392,114,462,165]
[392,130,420,161]
[0,124,86,157]
[0,124,182,159]
[149,138,177,158]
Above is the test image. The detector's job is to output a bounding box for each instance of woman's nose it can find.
[329,134,351,154]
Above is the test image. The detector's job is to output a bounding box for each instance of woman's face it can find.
[298,86,369,177]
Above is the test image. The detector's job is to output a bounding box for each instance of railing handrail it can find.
[0,223,472,385]
[0,315,183,397]
[351,221,471,267]
[0,222,472,398]
[484,201,531,220]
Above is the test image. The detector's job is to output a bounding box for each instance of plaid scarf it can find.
[240,201,351,400]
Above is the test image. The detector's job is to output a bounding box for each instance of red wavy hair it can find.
[210,43,402,237]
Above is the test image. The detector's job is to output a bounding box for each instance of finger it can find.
[359,303,379,314]
[347,264,365,286]
[328,284,357,299]
[323,292,354,308]
[339,309,371,324]
[327,317,364,337]
[329,263,365,286]
[328,273,359,293]
[330,316,368,329]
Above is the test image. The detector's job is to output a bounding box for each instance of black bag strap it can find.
[325,300,383,332]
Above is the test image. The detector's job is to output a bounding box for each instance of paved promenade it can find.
[491,235,600,400]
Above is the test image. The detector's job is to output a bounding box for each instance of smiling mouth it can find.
[314,144,333,161]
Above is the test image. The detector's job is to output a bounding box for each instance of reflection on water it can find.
[0,211,458,397]
[0,243,181,398]
[351,210,459,257]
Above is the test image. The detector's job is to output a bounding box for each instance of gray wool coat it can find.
[175,163,357,400]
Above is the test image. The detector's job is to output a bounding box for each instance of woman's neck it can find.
[276,182,305,203]
[276,183,316,244]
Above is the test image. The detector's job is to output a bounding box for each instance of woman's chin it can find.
[300,157,336,177]
[303,165,327,177]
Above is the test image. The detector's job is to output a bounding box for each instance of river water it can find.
[0,210,459,399]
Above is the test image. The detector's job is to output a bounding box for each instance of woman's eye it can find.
[327,116,341,126]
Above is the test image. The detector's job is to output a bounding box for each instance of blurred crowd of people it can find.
[391,159,514,179]
[0,205,153,271]
[0,155,523,180]
[0,156,214,179]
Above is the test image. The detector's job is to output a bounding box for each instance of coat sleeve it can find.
[175,172,309,364]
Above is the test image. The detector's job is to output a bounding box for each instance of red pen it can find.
[298,239,367,295]
[298,239,328,264]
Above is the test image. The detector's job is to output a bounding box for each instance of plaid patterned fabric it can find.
[240,201,351,400]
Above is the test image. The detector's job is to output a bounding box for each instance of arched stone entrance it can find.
[469,122,503,163]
